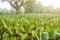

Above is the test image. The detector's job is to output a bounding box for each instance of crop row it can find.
[0,14,60,40]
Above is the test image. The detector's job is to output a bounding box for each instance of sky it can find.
[0,0,60,9]
[0,0,11,10]
[37,0,60,9]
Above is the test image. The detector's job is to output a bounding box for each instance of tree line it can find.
[0,0,60,14]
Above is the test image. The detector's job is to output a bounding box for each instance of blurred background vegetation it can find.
[0,0,60,14]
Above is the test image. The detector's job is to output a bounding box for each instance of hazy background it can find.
[0,0,60,10]
[0,0,60,14]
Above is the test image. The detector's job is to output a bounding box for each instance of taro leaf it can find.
[20,33,27,40]
[2,20,13,35]
[37,27,49,40]
[42,32,49,40]
[11,36,17,40]
[56,32,60,37]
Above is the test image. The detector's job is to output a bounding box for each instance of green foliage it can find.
[0,14,60,40]
[24,1,43,13]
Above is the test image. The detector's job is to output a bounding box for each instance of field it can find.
[0,13,60,40]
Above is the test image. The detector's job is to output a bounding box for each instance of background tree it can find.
[43,4,54,13]
[55,8,60,14]
[24,1,43,13]
[0,8,8,14]
[1,0,35,14]
[24,0,36,13]
[32,2,43,13]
